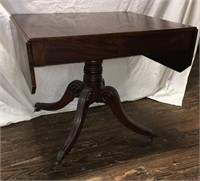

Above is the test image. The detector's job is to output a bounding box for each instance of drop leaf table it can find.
[11,12,197,165]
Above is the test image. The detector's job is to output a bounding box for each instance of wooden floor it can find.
[1,50,199,180]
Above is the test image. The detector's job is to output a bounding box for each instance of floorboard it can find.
[1,49,199,180]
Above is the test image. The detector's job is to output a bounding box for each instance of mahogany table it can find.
[11,12,197,165]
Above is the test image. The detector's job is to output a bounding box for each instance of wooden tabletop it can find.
[10,12,197,93]
[11,12,194,40]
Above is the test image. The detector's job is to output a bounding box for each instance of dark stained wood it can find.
[102,86,155,139]
[10,12,197,93]
[35,80,83,111]
[56,88,92,165]
[35,60,154,164]
[1,50,199,180]
[9,11,198,172]
[6,11,199,179]
[72,146,199,180]
[10,12,195,40]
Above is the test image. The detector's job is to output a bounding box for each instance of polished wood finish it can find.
[10,12,198,165]
[56,88,92,165]
[35,80,83,111]
[10,12,195,39]
[1,51,199,180]
[11,12,197,93]
[35,60,155,164]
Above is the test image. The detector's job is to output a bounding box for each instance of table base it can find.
[35,60,156,165]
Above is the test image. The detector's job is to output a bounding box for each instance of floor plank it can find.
[72,145,199,180]
[1,49,199,180]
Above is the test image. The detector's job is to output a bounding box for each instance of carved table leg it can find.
[35,60,156,165]
[35,80,83,111]
[55,88,92,165]
[100,86,156,139]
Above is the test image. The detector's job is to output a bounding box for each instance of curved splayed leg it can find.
[100,86,156,139]
[55,88,92,165]
[35,80,83,111]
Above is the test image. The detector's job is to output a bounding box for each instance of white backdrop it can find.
[0,0,199,127]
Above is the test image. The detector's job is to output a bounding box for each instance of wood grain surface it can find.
[1,50,199,180]
[11,12,194,39]
[10,12,197,93]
